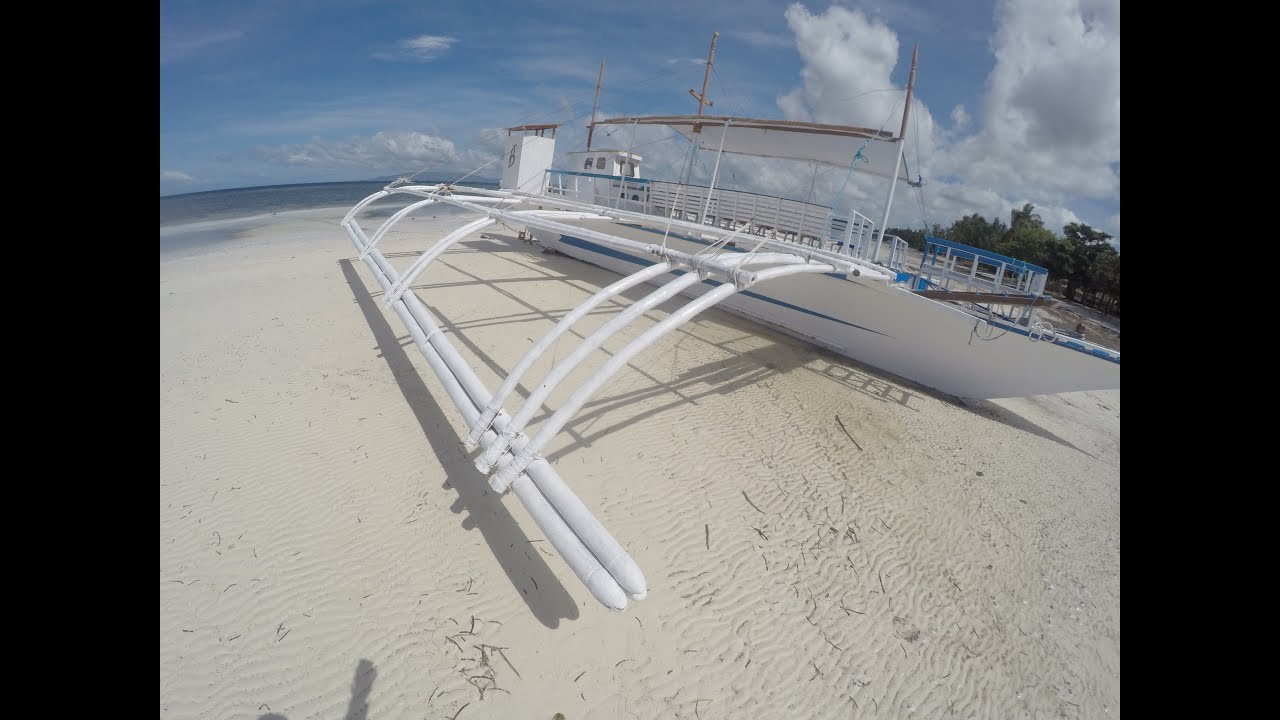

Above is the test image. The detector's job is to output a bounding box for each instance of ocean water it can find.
[159,180,498,227]
[159,180,498,253]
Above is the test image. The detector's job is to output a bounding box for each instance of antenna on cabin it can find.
[586,58,606,151]
[689,31,718,132]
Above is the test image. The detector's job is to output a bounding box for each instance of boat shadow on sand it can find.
[340,259,581,629]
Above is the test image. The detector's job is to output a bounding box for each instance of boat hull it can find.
[534,220,1120,399]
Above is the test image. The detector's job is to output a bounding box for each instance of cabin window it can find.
[596,156,605,170]
[584,158,593,169]
[625,162,636,177]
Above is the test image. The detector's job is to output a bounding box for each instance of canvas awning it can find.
[594,115,908,181]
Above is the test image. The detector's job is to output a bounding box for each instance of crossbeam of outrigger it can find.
[341,182,887,609]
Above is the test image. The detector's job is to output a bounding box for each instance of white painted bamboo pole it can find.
[358,236,828,602]
[342,190,392,226]
[384,217,497,305]
[475,271,705,474]
[470,250,809,462]
[491,261,840,488]
[380,237,647,601]
[464,260,677,449]
[359,195,520,258]
[873,143,905,264]
[343,219,634,609]
[391,275,649,601]
[361,198,438,257]
[701,120,730,226]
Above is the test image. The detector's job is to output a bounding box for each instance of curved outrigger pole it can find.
[342,181,881,610]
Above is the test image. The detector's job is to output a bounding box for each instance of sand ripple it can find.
[161,214,1119,719]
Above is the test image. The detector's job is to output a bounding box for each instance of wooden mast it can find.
[689,31,718,132]
[586,58,606,150]
[898,43,919,141]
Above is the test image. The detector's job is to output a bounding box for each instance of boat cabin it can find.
[563,150,643,178]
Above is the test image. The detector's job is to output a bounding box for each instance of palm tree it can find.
[1008,203,1043,234]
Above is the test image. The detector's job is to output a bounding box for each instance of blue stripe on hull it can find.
[976,318,1121,363]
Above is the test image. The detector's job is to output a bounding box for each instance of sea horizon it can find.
[159,178,499,228]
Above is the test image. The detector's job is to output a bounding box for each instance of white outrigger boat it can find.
[340,37,1119,610]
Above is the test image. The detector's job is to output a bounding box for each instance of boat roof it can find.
[505,123,560,137]
[595,114,908,180]
[565,149,643,161]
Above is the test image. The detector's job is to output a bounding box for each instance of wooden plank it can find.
[913,290,1051,307]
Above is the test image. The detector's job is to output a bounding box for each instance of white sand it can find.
[160,207,1120,719]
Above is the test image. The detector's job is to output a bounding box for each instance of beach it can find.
[160,204,1120,719]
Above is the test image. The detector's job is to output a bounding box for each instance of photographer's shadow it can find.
[259,659,376,720]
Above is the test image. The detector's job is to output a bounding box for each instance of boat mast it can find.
[689,31,718,131]
[586,58,606,151]
[873,43,918,264]
[690,31,727,224]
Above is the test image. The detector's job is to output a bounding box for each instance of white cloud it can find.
[778,4,903,129]
[938,0,1120,202]
[258,131,463,172]
[373,35,459,62]
[160,170,195,182]
[761,4,943,227]
[764,1,1117,238]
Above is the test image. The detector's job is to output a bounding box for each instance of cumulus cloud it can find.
[766,2,1117,240]
[777,4,905,129]
[258,131,460,172]
[937,0,1120,202]
[160,170,195,182]
[768,4,941,225]
[373,35,458,62]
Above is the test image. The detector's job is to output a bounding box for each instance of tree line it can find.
[887,204,1119,316]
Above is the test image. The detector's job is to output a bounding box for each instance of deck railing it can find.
[545,170,881,260]
[913,236,1051,325]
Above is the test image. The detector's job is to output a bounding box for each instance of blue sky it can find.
[160,0,1120,241]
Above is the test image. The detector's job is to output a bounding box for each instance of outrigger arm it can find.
[342,183,875,610]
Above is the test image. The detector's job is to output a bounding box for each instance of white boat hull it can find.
[535,220,1120,399]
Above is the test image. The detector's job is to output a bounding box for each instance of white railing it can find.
[545,170,879,257]
[917,237,1048,297]
[879,235,911,273]
[914,236,1051,326]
